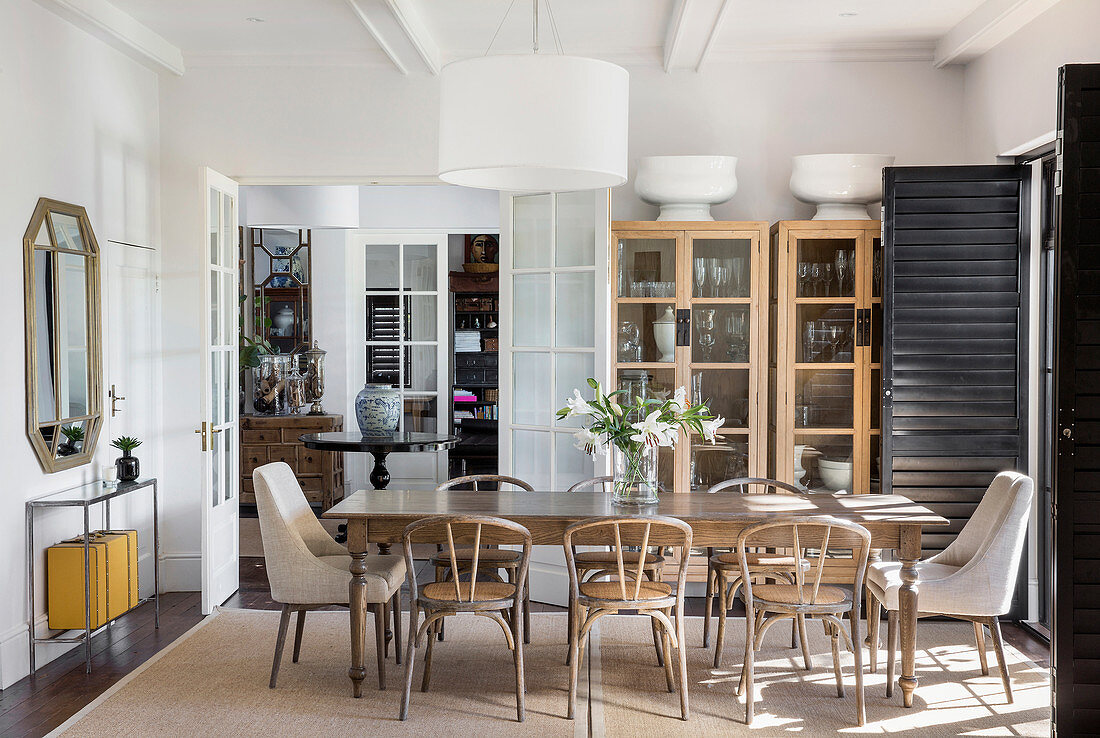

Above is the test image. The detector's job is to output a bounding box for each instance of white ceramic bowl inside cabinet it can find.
[817,458,853,492]
[789,154,895,220]
[634,156,738,221]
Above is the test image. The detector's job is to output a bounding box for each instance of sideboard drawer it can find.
[242,447,268,475]
[297,446,323,475]
[267,446,296,466]
[242,429,281,444]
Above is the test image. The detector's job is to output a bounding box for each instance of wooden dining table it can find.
[323,489,948,707]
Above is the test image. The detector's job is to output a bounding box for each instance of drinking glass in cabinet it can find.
[692,305,750,364]
[617,320,642,363]
[692,238,751,298]
[797,305,855,363]
[796,238,857,299]
[618,238,676,298]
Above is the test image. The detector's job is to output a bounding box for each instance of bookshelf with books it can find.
[449,273,499,476]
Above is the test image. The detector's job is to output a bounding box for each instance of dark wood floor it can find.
[0,556,1049,737]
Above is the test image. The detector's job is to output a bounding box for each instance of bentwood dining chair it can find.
[866,471,1034,703]
[704,477,809,664]
[565,477,667,665]
[564,515,693,721]
[254,462,406,691]
[736,515,871,726]
[430,475,534,643]
[400,515,532,722]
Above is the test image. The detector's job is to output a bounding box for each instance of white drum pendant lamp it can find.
[437,2,628,192]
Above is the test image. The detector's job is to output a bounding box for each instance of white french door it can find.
[201,168,240,613]
[348,233,449,488]
[500,190,611,605]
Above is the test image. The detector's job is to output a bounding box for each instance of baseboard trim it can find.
[0,613,77,690]
[160,552,201,592]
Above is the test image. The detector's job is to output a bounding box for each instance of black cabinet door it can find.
[882,165,1029,614]
[1054,63,1100,735]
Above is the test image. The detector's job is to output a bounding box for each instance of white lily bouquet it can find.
[557,378,723,505]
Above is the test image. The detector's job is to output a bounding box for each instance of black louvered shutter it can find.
[1054,63,1100,735]
[881,166,1029,595]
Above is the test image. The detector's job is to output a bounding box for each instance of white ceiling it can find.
[92,0,1035,72]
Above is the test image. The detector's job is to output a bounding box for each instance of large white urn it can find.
[789,154,895,220]
[634,156,738,221]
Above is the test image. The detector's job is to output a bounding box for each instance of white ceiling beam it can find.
[934,0,1063,67]
[344,0,440,76]
[34,0,184,75]
[663,0,731,73]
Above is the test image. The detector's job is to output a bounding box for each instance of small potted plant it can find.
[111,436,143,482]
[57,425,84,456]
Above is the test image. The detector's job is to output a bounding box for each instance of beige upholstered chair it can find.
[866,471,1034,703]
[400,514,532,722]
[430,475,533,644]
[254,462,406,690]
[564,515,693,722]
[736,516,871,727]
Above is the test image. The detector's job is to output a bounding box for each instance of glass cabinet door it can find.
[790,232,860,492]
[866,233,883,491]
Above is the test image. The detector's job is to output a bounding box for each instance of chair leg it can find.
[714,571,728,668]
[886,609,898,699]
[392,590,403,666]
[292,608,306,664]
[645,569,665,668]
[660,609,675,693]
[373,603,386,690]
[791,614,798,650]
[988,616,1013,704]
[399,607,418,721]
[269,604,293,688]
[850,611,865,727]
[703,549,715,648]
[513,600,526,721]
[567,605,583,720]
[973,620,989,676]
[383,602,391,659]
[676,605,689,720]
[743,601,756,725]
[797,614,812,670]
[523,579,531,645]
[829,620,845,698]
[421,616,436,692]
[867,587,880,673]
[565,597,574,666]
[435,565,445,642]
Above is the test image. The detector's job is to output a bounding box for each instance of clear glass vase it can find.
[611,442,659,506]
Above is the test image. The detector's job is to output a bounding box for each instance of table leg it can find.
[347,519,369,698]
[369,451,391,557]
[898,527,921,708]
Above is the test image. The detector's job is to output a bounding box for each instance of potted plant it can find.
[239,295,277,413]
[111,436,143,482]
[557,378,722,505]
[57,425,84,456]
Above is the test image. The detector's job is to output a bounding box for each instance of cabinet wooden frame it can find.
[611,221,771,496]
[769,220,882,496]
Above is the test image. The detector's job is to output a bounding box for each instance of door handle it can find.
[194,421,208,452]
[109,385,126,417]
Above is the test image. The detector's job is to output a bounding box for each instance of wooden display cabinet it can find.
[240,414,345,510]
[768,220,883,500]
[611,221,771,495]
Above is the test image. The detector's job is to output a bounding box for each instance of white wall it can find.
[964,0,1100,161]
[0,0,160,688]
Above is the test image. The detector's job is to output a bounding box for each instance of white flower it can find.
[630,410,678,448]
[700,415,725,444]
[573,428,606,456]
[670,386,688,413]
[565,388,597,418]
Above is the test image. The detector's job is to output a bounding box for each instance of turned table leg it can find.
[897,526,921,708]
[347,519,369,698]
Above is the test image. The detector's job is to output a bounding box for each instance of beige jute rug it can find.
[51,610,1048,736]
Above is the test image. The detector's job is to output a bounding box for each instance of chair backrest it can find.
[737,515,871,608]
[931,472,1035,613]
[563,515,692,602]
[707,477,803,495]
[402,514,532,603]
[436,474,534,492]
[565,476,613,493]
[253,462,349,603]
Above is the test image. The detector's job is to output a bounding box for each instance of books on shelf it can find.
[454,331,481,352]
[453,389,478,402]
[453,405,498,421]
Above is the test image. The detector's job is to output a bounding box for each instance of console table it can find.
[26,478,159,675]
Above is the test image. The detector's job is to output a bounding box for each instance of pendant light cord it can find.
[484,0,564,56]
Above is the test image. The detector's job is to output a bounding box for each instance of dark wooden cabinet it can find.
[240,414,344,509]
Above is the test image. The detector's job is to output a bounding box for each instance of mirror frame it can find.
[23,197,103,473]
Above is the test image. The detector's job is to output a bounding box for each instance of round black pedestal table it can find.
[299,431,458,554]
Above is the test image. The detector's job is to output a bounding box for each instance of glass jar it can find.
[284,366,307,414]
[300,340,327,414]
[253,354,291,415]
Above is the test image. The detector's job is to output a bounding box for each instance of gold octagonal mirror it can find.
[24,198,103,472]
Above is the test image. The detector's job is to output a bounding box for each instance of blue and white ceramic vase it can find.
[355,383,401,435]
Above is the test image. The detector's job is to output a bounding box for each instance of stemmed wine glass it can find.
[693,257,707,298]
[731,257,747,297]
[726,311,747,362]
[706,258,722,298]
[797,263,810,297]
[696,309,716,361]
[834,250,849,296]
[810,263,824,297]
[822,264,835,298]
